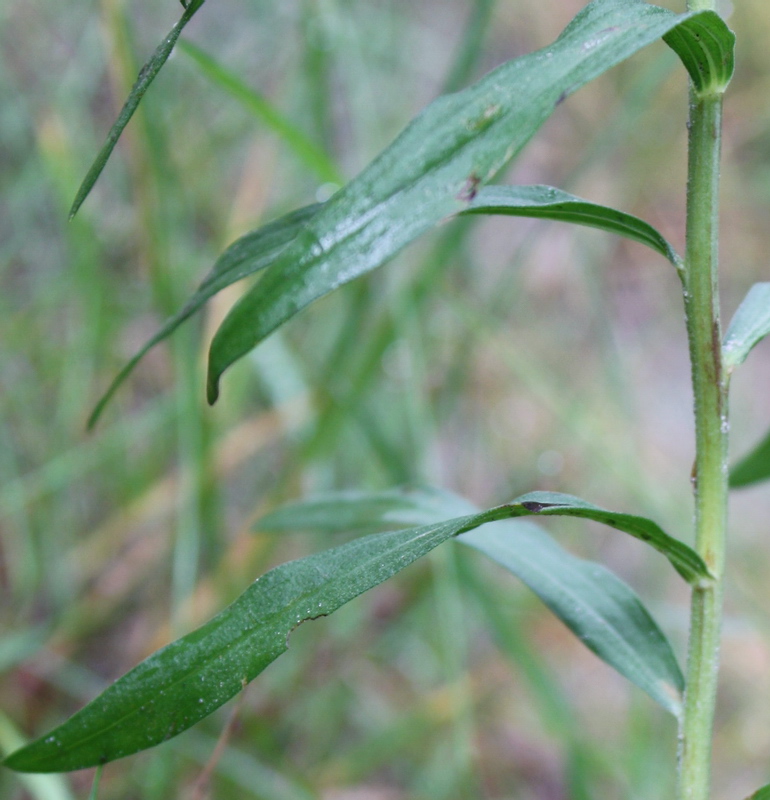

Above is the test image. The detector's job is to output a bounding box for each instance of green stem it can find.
[677,3,729,796]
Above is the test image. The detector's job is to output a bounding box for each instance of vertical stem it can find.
[678,2,729,797]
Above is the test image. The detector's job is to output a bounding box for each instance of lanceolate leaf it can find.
[4,515,479,773]
[722,283,770,371]
[504,491,710,584]
[206,1,731,404]
[285,489,709,582]
[460,521,684,717]
[258,487,685,716]
[730,426,770,489]
[464,185,681,267]
[5,487,693,772]
[87,204,320,428]
[258,488,709,584]
[69,0,207,219]
[90,182,679,424]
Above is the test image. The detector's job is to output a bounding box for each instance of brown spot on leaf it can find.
[457,173,481,202]
[521,501,553,513]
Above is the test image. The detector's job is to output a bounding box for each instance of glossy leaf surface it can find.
[87,205,319,428]
[730,427,770,489]
[206,0,720,404]
[90,182,678,423]
[69,0,207,218]
[723,283,770,370]
[260,487,685,716]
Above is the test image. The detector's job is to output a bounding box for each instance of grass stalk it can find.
[678,1,729,795]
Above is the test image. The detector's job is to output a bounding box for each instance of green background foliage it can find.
[2,0,770,797]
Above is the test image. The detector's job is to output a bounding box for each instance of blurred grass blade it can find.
[730,427,770,489]
[463,185,681,267]
[4,484,697,772]
[746,785,770,800]
[87,204,320,428]
[661,9,734,96]
[87,766,102,800]
[504,491,710,584]
[460,520,684,717]
[259,487,684,715]
[206,0,719,404]
[177,40,341,184]
[722,283,770,370]
[257,486,471,533]
[69,0,207,218]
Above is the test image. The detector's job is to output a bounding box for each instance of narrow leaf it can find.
[69,0,207,218]
[206,0,717,404]
[502,491,710,584]
[87,204,320,428]
[177,40,341,184]
[2,513,484,772]
[662,10,734,96]
[460,520,684,717]
[259,487,685,715]
[722,282,770,370]
[463,185,681,267]
[259,488,709,584]
[730,426,770,489]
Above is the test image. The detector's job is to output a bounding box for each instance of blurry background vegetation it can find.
[3,0,770,798]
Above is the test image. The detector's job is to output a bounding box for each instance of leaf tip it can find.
[68,196,83,221]
[3,744,41,774]
[206,374,220,406]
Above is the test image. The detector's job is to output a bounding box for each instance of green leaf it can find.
[4,486,696,772]
[730,426,770,489]
[463,185,681,267]
[1,512,487,773]
[90,180,681,423]
[746,785,770,800]
[205,0,719,404]
[259,488,709,583]
[177,40,341,184]
[87,204,320,428]
[259,487,685,716]
[460,520,684,717]
[662,9,734,97]
[504,491,710,584]
[69,0,207,218]
[723,283,770,370]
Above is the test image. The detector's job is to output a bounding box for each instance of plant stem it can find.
[678,1,729,796]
